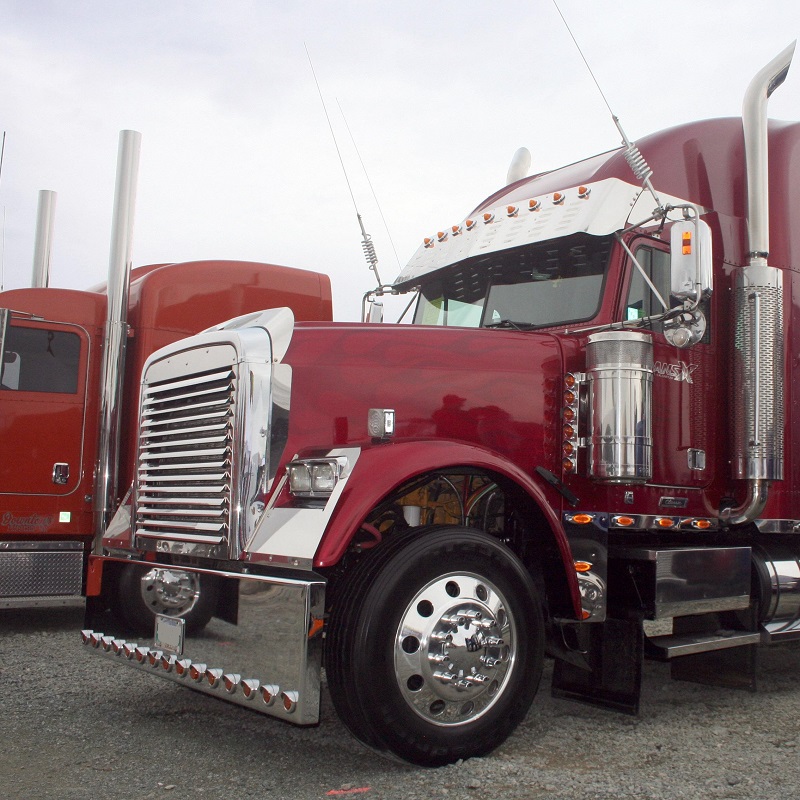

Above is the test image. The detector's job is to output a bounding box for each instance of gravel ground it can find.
[2,606,799,800]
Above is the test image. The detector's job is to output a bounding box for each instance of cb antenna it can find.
[305,45,383,286]
[552,1,662,210]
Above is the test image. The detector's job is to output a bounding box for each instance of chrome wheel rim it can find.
[394,572,516,726]
[140,568,200,616]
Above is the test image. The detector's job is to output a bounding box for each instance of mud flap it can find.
[551,614,644,715]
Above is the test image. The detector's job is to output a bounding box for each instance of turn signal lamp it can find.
[682,231,692,255]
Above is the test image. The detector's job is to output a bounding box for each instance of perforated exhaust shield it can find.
[733,264,784,481]
[587,330,653,483]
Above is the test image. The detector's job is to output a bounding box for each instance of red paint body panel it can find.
[0,261,332,549]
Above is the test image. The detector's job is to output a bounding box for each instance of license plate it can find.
[154,614,185,656]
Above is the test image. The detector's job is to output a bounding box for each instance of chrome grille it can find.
[135,365,236,545]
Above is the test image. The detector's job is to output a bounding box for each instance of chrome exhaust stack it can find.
[93,130,141,547]
[31,189,57,288]
[724,43,795,526]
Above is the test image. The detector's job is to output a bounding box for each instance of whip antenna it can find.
[305,45,383,286]
[552,1,662,210]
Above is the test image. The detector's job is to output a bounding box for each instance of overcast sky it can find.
[1,1,799,321]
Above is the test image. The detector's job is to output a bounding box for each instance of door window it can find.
[1,326,81,393]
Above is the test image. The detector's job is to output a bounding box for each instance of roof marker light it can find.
[553,192,565,205]
[507,205,518,217]
[528,198,541,212]
[466,218,477,230]
[451,224,462,236]
[437,230,448,242]
[423,237,434,248]
[578,186,591,198]
[483,212,495,224]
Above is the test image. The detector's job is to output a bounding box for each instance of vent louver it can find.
[135,365,236,546]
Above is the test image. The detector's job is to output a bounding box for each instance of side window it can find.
[624,246,671,331]
[0,326,81,393]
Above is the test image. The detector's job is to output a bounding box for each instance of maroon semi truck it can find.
[82,45,800,765]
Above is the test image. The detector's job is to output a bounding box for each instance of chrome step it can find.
[648,630,760,658]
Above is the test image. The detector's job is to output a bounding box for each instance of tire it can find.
[113,564,220,637]
[325,525,545,766]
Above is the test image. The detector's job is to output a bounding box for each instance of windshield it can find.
[413,233,612,329]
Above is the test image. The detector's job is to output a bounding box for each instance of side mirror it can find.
[670,218,713,303]
[366,300,384,324]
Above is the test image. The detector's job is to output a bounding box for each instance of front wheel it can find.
[325,526,544,766]
[113,564,220,637]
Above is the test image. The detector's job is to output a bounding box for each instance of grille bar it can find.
[135,364,236,546]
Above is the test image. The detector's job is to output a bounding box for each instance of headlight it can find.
[287,459,341,497]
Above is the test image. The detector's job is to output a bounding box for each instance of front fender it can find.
[314,439,581,616]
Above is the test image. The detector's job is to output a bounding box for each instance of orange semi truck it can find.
[0,132,332,633]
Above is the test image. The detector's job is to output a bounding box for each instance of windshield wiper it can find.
[483,319,535,330]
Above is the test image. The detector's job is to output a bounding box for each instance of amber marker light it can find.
[562,457,575,473]
[563,406,575,423]
[682,231,692,255]
[223,674,241,694]
[655,517,675,528]
[261,684,280,706]
[563,423,575,439]
[483,212,495,223]
[692,519,712,530]
[189,663,207,682]
[563,441,574,456]
[423,237,434,248]
[175,659,192,677]
[466,218,477,230]
[528,198,541,211]
[564,389,576,405]
[241,679,260,699]
[282,691,299,713]
[451,224,462,236]
[553,192,565,205]
[569,513,594,525]
[574,561,593,572]
[206,668,223,688]
[564,373,576,389]
[507,205,518,216]
[437,230,448,242]
[578,185,591,198]
[613,516,635,527]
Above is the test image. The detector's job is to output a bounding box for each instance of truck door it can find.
[621,237,715,489]
[0,320,91,503]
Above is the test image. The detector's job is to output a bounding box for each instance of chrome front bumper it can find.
[81,566,325,725]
